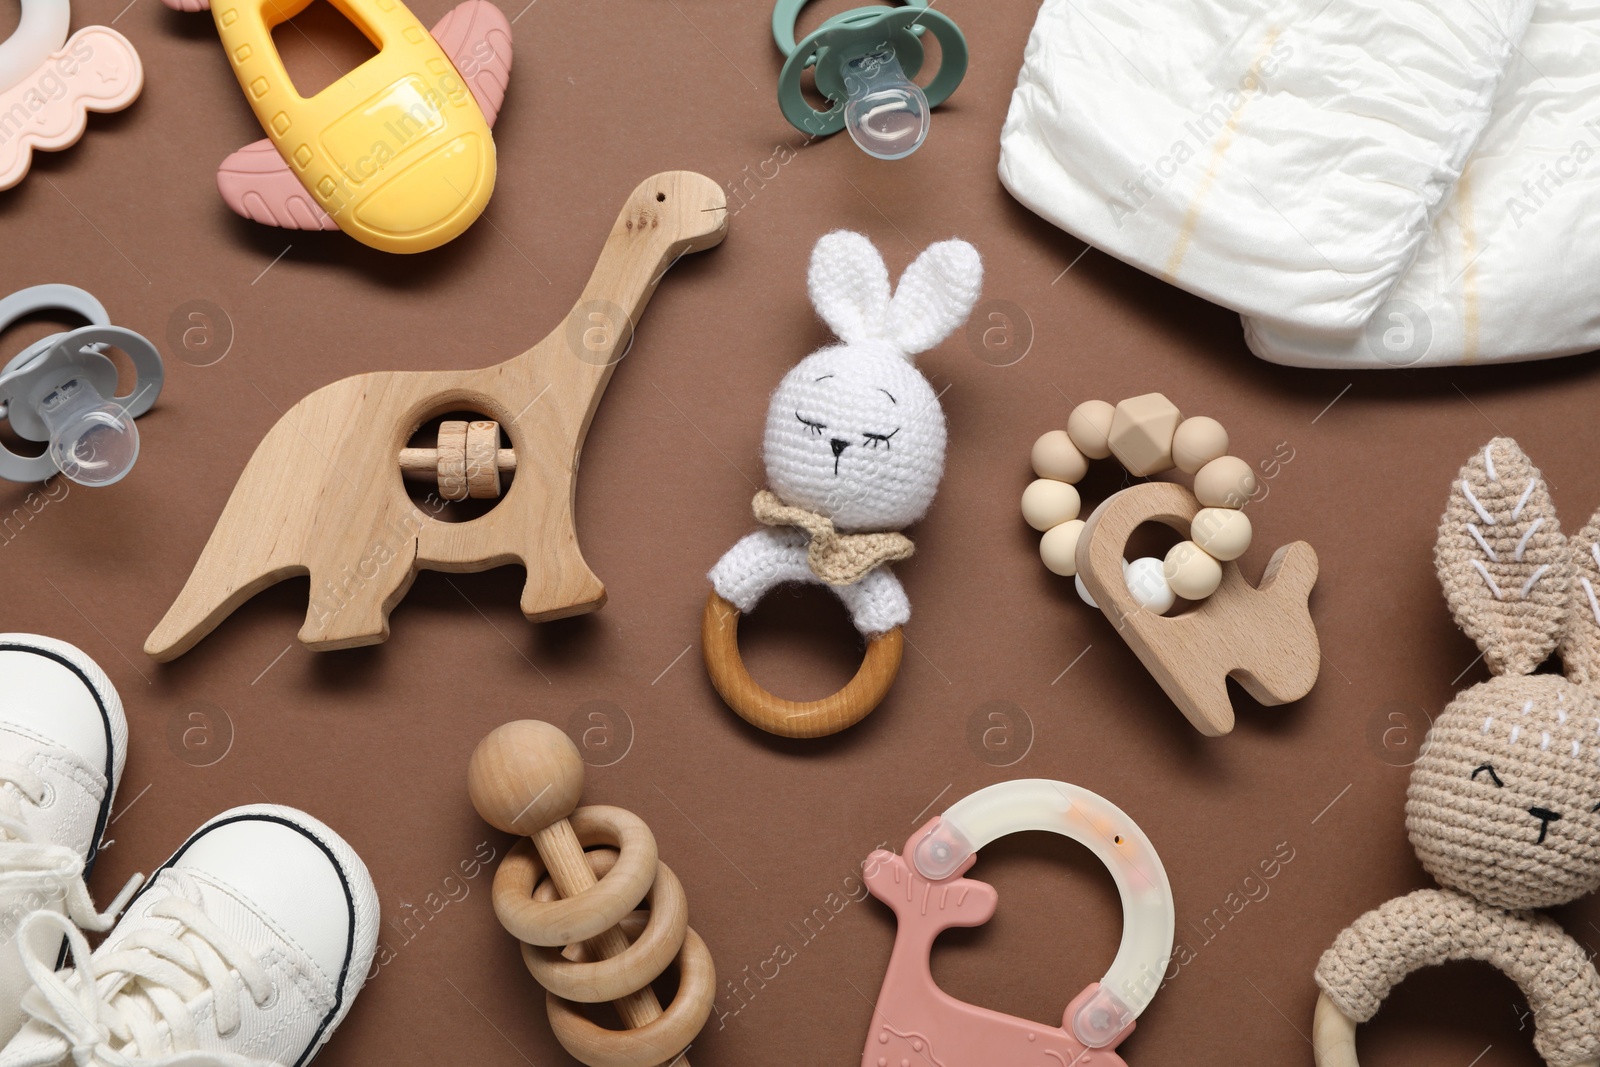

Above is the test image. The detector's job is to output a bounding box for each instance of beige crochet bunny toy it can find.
[1314,438,1600,1067]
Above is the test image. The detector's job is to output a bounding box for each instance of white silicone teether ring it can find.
[0,0,70,95]
[912,779,1176,1042]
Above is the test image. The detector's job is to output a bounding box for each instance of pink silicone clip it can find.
[859,780,1175,1067]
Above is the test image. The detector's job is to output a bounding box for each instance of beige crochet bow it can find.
[751,490,914,586]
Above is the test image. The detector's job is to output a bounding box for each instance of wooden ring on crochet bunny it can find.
[860,780,1175,1066]
[703,230,983,738]
[469,721,716,1067]
[1313,438,1600,1067]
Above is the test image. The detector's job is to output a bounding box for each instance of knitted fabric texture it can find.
[1317,437,1600,1067]
[1408,674,1600,910]
[751,490,914,586]
[1316,888,1600,1067]
[707,231,982,639]
[1435,438,1570,676]
[1561,507,1600,687]
[708,528,911,637]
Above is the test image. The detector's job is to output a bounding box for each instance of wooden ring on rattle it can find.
[491,806,658,946]
[700,591,902,739]
[519,846,690,1004]
[1312,991,1598,1067]
[545,925,717,1067]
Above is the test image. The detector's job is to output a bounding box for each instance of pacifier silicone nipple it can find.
[38,376,139,487]
[841,48,929,160]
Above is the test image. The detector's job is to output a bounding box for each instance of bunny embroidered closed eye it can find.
[702,229,982,739]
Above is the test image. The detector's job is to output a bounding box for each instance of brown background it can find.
[3,1,1600,1065]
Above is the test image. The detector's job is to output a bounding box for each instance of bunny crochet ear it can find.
[1561,507,1600,685]
[1436,438,1570,676]
[888,239,984,356]
[809,231,892,346]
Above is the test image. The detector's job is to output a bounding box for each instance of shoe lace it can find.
[16,873,279,1067]
[0,760,141,937]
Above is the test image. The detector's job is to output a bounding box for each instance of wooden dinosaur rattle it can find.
[468,720,716,1067]
[145,171,728,660]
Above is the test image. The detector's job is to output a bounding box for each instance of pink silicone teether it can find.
[214,0,512,231]
[0,27,143,192]
[860,781,1175,1067]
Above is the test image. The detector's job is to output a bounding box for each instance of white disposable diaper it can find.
[998,0,1535,336]
[1244,0,1600,367]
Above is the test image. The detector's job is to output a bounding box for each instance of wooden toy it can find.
[0,0,142,191]
[860,780,1175,1067]
[1314,439,1600,1067]
[145,171,727,661]
[468,720,715,1067]
[703,230,982,738]
[1022,394,1320,736]
[161,0,511,253]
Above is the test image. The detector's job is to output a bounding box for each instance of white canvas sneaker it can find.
[0,805,379,1067]
[0,635,132,1046]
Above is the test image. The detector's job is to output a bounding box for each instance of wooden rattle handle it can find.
[470,722,715,1067]
[533,819,671,1040]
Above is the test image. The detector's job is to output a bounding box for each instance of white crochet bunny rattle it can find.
[701,230,982,739]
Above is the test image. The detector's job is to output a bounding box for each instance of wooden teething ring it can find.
[700,591,902,739]
[491,808,660,947]
[1312,991,1598,1067]
[517,846,690,1002]
[469,721,716,1067]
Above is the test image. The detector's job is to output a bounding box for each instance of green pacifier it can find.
[773,0,968,160]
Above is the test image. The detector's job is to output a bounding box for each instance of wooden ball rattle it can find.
[468,721,715,1067]
[1024,393,1320,736]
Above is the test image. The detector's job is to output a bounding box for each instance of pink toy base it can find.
[0,27,143,192]
[214,0,513,231]
[859,824,1136,1067]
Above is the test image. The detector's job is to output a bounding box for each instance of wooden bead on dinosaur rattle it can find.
[468,721,715,1067]
[398,419,516,501]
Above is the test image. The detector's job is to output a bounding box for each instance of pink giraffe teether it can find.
[860,780,1175,1067]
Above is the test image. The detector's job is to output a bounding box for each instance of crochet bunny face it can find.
[1407,439,1600,910]
[761,231,981,533]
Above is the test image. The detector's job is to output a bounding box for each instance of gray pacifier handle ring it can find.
[0,292,163,483]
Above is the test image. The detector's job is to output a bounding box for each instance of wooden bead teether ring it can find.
[700,591,902,739]
[468,720,715,1067]
[1078,481,1319,736]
